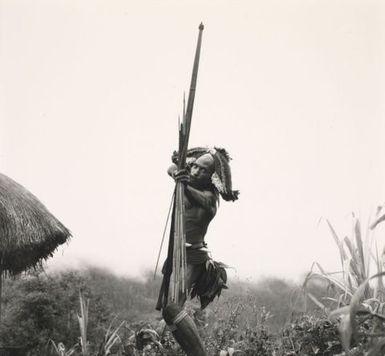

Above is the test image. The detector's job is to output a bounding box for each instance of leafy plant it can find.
[281,315,341,355]
[96,317,125,356]
[304,206,385,355]
[78,291,90,356]
[304,207,385,311]
[328,272,385,354]
[49,339,78,356]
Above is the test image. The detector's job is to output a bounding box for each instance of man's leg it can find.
[162,263,207,356]
[162,303,207,356]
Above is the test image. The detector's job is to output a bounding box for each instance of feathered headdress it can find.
[172,147,239,202]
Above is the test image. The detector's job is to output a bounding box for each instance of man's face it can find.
[189,154,214,187]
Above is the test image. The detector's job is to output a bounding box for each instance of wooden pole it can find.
[0,270,2,324]
[168,23,204,305]
[180,23,204,166]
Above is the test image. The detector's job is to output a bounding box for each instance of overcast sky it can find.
[1,0,385,282]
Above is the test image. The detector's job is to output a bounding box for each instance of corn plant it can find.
[304,205,385,354]
[304,206,385,310]
[329,272,385,354]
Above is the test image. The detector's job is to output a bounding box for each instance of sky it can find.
[1,0,385,282]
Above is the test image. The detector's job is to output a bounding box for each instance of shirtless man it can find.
[168,153,217,298]
[156,147,238,356]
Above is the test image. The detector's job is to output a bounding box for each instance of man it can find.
[155,147,238,356]
[157,147,239,311]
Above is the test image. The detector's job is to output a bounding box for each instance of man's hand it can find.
[172,169,190,184]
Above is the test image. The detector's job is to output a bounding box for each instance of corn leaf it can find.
[77,291,89,356]
[370,213,385,230]
[354,219,366,282]
[349,272,385,343]
[338,314,352,352]
[306,292,329,313]
[327,219,347,265]
[329,305,351,322]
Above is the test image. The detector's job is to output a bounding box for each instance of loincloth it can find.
[189,259,228,309]
[157,252,228,310]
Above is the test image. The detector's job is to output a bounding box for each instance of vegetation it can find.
[0,266,330,355]
[2,207,385,355]
[304,207,385,355]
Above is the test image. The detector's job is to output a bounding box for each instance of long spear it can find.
[168,23,204,305]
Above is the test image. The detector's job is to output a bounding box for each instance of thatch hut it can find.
[0,172,71,275]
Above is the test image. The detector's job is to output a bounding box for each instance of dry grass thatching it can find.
[0,172,71,275]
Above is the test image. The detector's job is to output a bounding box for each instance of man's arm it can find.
[167,164,217,216]
[184,185,217,217]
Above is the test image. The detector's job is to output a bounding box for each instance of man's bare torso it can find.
[184,188,216,245]
[168,163,217,245]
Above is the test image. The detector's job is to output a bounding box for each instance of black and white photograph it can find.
[1,1,385,355]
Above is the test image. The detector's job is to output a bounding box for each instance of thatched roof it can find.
[0,173,71,274]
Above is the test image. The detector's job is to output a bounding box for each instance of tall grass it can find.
[78,292,90,356]
[305,206,385,354]
[304,209,385,310]
[96,318,125,356]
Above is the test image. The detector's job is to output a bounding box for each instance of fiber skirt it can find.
[156,253,228,310]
